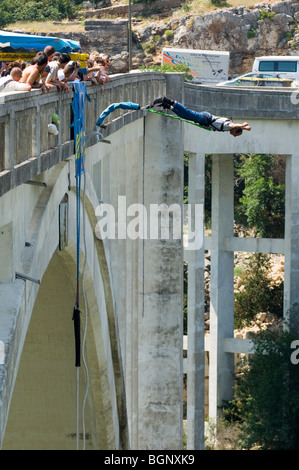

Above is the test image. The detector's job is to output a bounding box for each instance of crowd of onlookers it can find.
[0,45,111,94]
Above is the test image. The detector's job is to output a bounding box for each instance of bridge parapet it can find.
[184,83,299,120]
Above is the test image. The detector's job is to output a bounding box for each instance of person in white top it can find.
[0,67,31,93]
[58,61,80,82]
[45,53,71,92]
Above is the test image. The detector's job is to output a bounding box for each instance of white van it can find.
[252,56,299,80]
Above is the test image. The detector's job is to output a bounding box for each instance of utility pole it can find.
[128,0,132,71]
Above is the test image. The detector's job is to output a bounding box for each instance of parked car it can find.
[252,56,299,81]
[216,72,293,87]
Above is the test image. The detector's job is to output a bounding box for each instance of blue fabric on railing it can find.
[72,80,87,177]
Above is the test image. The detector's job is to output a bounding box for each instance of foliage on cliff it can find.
[223,327,299,450]
[0,0,79,28]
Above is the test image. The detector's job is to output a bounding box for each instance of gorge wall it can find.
[133,0,299,75]
[43,0,299,76]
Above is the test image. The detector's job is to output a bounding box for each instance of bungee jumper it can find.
[149,96,251,137]
[95,97,251,138]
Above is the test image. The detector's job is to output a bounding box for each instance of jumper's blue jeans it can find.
[172,101,213,127]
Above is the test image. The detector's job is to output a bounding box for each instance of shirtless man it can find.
[20,52,48,93]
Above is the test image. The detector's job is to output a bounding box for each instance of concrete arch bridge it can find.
[0,72,298,450]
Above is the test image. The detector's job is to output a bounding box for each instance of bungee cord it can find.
[146,108,212,131]
[72,81,89,450]
[70,93,213,450]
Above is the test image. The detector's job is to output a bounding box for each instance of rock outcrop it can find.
[133,0,299,75]
[29,0,299,77]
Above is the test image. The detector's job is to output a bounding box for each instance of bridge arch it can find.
[1,155,127,449]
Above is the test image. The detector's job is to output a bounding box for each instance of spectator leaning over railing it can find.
[99,53,111,79]
[20,52,49,93]
[83,53,110,89]
[45,52,71,92]
[0,67,32,93]
[58,60,81,83]
[44,45,56,62]
[93,57,109,90]
[1,60,27,77]
[83,58,98,85]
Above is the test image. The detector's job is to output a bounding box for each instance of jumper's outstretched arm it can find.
[228,122,251,137]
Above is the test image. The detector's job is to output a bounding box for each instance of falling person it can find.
[150,96,251,137]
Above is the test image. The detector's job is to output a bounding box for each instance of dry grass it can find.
[5,21,85,33]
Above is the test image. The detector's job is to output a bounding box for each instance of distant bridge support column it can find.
[209,154,235,423]
[185,153,205,450]
[284,154,299,336]
[136,112,184,450]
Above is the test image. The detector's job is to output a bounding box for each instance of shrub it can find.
[236,154,285,239]
[181,3,191,13]
[164,30,174,41]
[139,63,193,82]
[211,0,227,6]
[234,253,283,329]
[142,42,156,54]
[284,31,293,41]
[223,328,299,450]
[247,28,256,39]
[132,0,157,3]
[259,9,276,21]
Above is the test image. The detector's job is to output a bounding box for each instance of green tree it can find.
[0,0,18,27]
[234,252,283,328]
[223,328,299,450]
[236,154,285,238]
[204,154,212,227]
[0,0,75,26]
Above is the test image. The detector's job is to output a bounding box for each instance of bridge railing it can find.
[0,72,166,196]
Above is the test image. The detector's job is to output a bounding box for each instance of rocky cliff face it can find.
[43,0,299,76]
[133,0,299,75]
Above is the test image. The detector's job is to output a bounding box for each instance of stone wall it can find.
[44,20,129,59]
[84,0,183,19]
